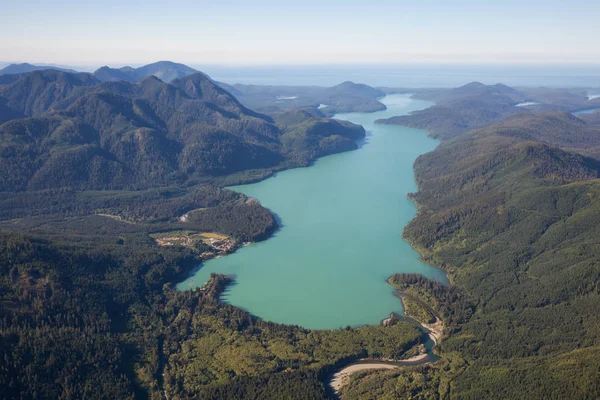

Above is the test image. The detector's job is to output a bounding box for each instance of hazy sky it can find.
[2,0,599,67]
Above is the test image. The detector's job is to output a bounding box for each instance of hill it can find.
[0,70,365,191]
[580,109,600,126]
[0,63,78,75]
[412,81,525,103]
[275,107,366,159]
[215,81,386,116]
[376,82,527,140]
[93,61,198,83]
[135,61,198,82]
[342,108,600,399]
[0,69,100,117]
[471,111,600,159]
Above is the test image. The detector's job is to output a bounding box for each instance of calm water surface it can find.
[178,94,448,329]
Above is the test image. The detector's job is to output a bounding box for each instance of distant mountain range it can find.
[2,61,395,117]
[0,63,78,75]
[377,82,599,140]
[217,80,387,116]
[93,61,198,83]
[1,61,201,84]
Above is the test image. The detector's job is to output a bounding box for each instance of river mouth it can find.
[177,94,448,330]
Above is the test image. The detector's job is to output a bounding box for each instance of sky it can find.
[1,0,600,67]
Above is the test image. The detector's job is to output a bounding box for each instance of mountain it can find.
[412,81,525,104]
[517,87,592,111]
[93,61,198,83]
[0,63,78,75]
[93,66,138,82]
[579,109,600,127]
[471,111,600,158]
[376,82,527,140]
[215,81,386,116]
[136,61,198,82]
[325,80,385,99]
[0,69,100,117]
[0,70,364,191]
[275,107,366,159]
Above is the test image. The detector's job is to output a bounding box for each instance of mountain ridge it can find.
[93,61,198,83]
[0,69,365,191]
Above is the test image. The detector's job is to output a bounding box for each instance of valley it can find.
[1,64,600,399]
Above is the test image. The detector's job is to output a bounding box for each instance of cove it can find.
[177,94,448,329]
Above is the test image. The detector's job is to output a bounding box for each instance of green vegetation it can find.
[400,296,436,324]
[0,226,423,399]
[0,185,277,242]
[340,353,468,400]
[0,69,364,192]
[376,82,526,140]
[471,111,600,159]
[276,107,366,161]
[345,105,600,399]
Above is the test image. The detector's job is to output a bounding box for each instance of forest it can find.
[0,229,424,399]
[0,69,364,192]
[342,92,600,399]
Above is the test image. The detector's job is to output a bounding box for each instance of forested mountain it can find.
[412,81,525,104]
[376,82,527,140]
[471,111,600,158]
[93,61,198,83]
[377,82,600,143]
[0,69,364,192]
[215,80,386,116]
[0,63,78,75]
[0,69,99,117]
[275,107,366,159]
[341,99,600,399]
[518,86,598,111]
[580,109,600,126]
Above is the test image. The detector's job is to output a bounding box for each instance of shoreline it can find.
[402,195,454,286]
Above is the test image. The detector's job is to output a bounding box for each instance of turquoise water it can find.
[177,94,448,329]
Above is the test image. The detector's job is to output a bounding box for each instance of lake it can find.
[177,94,448,329]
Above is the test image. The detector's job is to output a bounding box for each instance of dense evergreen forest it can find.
[0,68,365,191]
[341,95,600,399]
[377,82,599,141]
[0,228,425,399]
